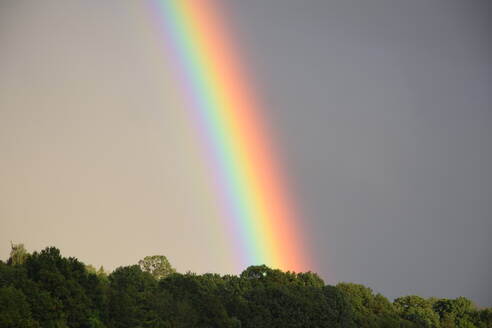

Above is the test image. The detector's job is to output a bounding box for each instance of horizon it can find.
[2,242,490,308]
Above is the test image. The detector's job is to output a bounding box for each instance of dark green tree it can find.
[338,283,416,328]
[108,265,157,328]
[0,286,38,328]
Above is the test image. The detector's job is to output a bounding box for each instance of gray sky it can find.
[1,0,491,305]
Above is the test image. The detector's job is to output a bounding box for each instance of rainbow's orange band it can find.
[152,0,310,272]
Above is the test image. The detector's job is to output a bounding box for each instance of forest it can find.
[1,244,490,328]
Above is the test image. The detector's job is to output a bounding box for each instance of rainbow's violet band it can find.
[150,0,310,272]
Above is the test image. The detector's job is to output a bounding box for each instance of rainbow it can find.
[150,0,309,272]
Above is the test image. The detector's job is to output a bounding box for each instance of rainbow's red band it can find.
[152,0,310,272]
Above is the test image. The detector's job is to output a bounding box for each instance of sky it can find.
[1,0,491,305]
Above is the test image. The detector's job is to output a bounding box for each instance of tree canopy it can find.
[138,255,175,280]
[0,245,489,328]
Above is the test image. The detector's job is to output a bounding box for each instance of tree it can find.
[322,285,356,328]
[433,297,479,328]
[478,309,492,328]
[158,273,236,328]
[108,265,157,328]
[86,264,97,274]
[9,242,28,266]
[138,255,175,280]
[337,282,413,328]
[24,247,105,328]
[0,286,38,328]
[394,295,441,328]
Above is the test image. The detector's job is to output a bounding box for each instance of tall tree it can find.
[9,242,28,266]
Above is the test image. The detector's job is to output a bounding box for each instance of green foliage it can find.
[9,242,29,266]
[0,286,38,328]
[337,282,420,328]
[433,297,481,328]
[107,265,157,328]
[138,255,175,280]
[394,295,441,328]
[0,244,490,328]
[478,309,492,328]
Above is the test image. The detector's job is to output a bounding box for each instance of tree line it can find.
[1,244,490,328]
